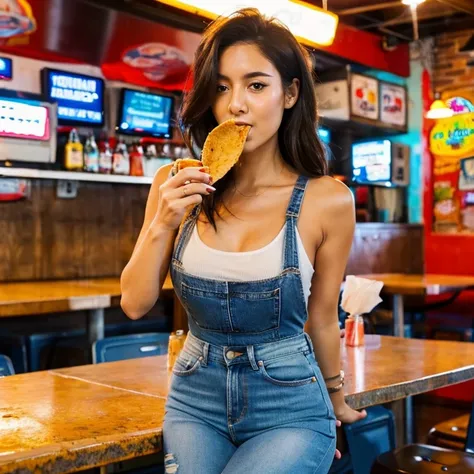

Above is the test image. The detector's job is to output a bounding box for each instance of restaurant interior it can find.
[1,0,474,473]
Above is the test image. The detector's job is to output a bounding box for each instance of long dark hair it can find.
[180,8,328,228]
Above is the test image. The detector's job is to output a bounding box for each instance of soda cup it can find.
[167,330,186,372]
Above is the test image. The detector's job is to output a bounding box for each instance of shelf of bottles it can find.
[1,128,188,185]
[0,167,155,184]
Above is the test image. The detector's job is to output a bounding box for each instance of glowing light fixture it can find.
[401,0,425,6]
[157,0,339,46]
[402,0,425,41]
[425,95,453,120]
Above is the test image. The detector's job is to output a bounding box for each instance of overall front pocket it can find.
[258,352,316,387]
[172,349,203,377]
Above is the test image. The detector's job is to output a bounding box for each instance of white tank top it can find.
[181,223,315,306]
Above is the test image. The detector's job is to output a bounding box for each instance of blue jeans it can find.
[164,332,336,473]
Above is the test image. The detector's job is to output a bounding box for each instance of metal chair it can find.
[330,406,396,474]
[0,354,15,377]
[92,332,170,364]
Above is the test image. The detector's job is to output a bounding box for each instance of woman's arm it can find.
[120,164,213,320]
[305,177,367,424]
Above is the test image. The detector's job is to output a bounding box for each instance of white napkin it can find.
[341,275,384,316]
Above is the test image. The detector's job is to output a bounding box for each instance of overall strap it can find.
[283,175,309,270]
[173,204,200,263]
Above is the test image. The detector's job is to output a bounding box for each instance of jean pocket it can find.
[304,353,335,417]
[258,352,317,387]
[172,349,203,377]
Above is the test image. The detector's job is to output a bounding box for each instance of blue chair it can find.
[92,332,170,364]
[0,354,15,377]
[330,406,396,474]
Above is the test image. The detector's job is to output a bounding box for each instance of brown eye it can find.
[250,82,266,91]
[217,85,228,93]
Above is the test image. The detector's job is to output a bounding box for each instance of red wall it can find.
[422,71,474,276]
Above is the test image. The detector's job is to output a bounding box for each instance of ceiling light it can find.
[157,0,339,46]
[401,0,426,6]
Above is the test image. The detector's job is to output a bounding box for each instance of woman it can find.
[121,8,366,474]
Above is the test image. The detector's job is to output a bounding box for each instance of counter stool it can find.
[371,444,474,473]
[371,401,474,473]
[427,413,469,450]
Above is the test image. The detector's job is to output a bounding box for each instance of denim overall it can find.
[164,176,337,474]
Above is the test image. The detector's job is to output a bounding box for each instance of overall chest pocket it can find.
[228,288,281,333]
[181,283,232,332]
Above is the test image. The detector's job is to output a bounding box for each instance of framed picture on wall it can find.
[350,73,379,121]
[380,82,407,127]
[459,156,474,191]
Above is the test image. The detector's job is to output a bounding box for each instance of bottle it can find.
[64,128,83,171]
[83,133,99,173]
[112,138,130,175]
[345,314,365,347]
[167,330,187,373]
[98,136,113,174]
[129,142,144,177]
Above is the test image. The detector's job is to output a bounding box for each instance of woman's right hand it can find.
[153,166,215,231]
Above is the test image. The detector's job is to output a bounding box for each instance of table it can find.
[357,274,474,338]
[0,276,175,343]
[1,336,473,474]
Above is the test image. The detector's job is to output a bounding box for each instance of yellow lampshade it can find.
[425,99,453,120]
[157,0,339,47]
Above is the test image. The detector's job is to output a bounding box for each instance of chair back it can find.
[0,354,15,377]
[93,333,170,364]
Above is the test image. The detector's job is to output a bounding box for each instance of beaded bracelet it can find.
[324,370,345,384]
[327,381,344,393]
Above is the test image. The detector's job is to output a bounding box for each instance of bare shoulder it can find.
[305,176,355,230]
[307,175,354,213]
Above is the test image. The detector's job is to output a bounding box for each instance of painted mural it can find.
[429,97,474,234]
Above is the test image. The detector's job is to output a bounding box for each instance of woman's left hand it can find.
[335,402,367,425]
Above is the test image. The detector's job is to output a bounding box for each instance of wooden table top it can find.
[0,276,174,318]
[1,335,473,474]
[357,273,474,296]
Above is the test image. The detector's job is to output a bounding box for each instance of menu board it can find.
[380,82,406,127]
[352,139,392,185]
[0,96,50,141]
[116,89,173,138]
[42,68,105,126]
[351,74,379,120]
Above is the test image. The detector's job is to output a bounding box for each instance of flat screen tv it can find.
[41,68,105,127]
[116,88,174,138]
[0,89,51,141]
[352,139,392,185]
